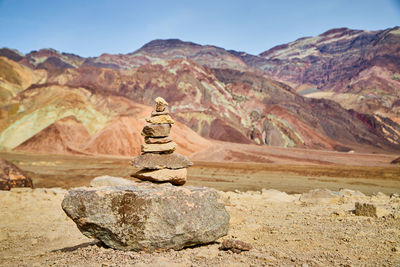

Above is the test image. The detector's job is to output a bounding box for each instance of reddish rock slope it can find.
[15,116,91,155]
[1,28,400,155]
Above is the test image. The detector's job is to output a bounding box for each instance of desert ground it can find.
[1,146,399,194]
[0,149,399,266]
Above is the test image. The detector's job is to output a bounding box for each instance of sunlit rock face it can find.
[62,183,230,251]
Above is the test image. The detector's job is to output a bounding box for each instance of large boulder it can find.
[0,159,33,190]
[62,182,229,252]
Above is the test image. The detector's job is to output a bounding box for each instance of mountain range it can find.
[0,26,399,158]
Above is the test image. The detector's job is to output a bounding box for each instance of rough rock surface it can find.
[219,239,252,253]
[145,115,174,124]
[90,176,135,187]
[61,183,230,251]
[141,142,177,153]
[144,136,172,144]
[131,153,193,170]
[132,168,187,185]
[355,202,377,217]
[141,124,171,137]
[0,159,33,190]
[355,202,391,218]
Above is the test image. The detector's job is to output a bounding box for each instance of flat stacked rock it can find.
[131,97,192,185]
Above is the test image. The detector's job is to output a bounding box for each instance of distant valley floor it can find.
[1,147,399,195]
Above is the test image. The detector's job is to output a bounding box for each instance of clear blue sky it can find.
[0,0,399,57]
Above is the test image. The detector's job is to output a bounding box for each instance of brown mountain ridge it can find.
[0,26,399,157]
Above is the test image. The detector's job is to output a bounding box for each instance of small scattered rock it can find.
[355,202,376,217]
[219,239,252,253]
[354,202,390,218]
[0,159,33,191]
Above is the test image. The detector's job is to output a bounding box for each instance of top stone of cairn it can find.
[146,97,174,125]
[155,97,168,112]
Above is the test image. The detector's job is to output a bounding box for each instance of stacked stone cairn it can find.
[61,97,229,252]
[131,97,192,185]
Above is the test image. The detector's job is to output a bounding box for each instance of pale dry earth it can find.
[0,150,399,266]
[0,187,399,266]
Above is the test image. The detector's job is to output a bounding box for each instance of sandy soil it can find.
[0,187,399,266]
[0,150,399,266]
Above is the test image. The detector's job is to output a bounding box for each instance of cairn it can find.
[62,98,229,252]
[131,97,193,185]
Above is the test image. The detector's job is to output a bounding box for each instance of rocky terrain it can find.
[1,185,399,266]
[0,26,400,155]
